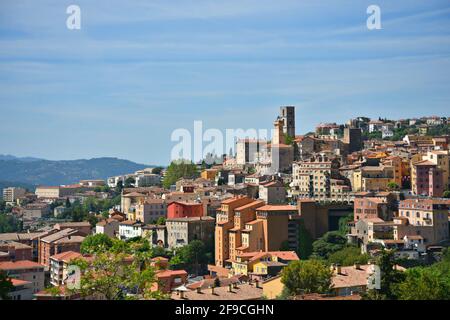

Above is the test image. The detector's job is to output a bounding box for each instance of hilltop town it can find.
[1,106,449,300]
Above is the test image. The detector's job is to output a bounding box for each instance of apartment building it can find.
[397,199,449,245]
[2,187,26,204]
[258,180,286,204]
[423,150,449,189]
[0,260,45,294]
[411,160,444,197]
[353,197,393,221]
[352,165,395,192]
[215,196,256,267]
[167,201,203,219]
[290,155,341,200]
[118,220,145,240]
[0,241,32,262]
[95,218,119,238]
[166,216,215,249]
[38,228,85,267]
[49,251,91,286]
[135,198,167,223]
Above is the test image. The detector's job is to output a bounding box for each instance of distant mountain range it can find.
[0,155,156,190]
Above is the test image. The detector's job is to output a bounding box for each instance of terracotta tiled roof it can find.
[0,260,44,270]
[256,205,297,212]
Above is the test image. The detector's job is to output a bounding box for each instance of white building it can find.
[2,187,26,204]
[118,220,145,240]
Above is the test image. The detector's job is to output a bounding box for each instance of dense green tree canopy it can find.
[281,259,333,296]
[311,231,347,260]
[327,246,369,266]
[0,270,13,300]
[162,160,199,189]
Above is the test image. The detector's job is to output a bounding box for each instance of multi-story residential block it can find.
[38,228,85,267]
[352,165,395,192]
[167,201,203,219]
[166,216,215,249]
[19,202,51,220]
[228,200,266,262]
[411,160,444,197]
[423,150,449,189]
[2,187,26,204]
[382,156,403,187]
[215,196,255,267]
[290,155,341,200]
[118,220,145,240]
[397,199,449,246]
[258,180,286,204]
[7,278,34,300]
[35,185,81,199]
[54,221,91,236]
[353,197,394,221]
[0,241,33,262]
[95,218,120,238]
[49,251,93,287]
[134,198,167,223]
[0,260,45,294]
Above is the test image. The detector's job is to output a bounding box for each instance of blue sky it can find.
[0,0,449,165]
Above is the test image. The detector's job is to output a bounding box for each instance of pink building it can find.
[412,161,444,197]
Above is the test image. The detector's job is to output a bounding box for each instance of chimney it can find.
[354,263,361,270]
[196,287,202,294]
[336,265,342,275]
[209,286,215,295]
[233,282,238,289]
[255,280,260,288]
[180,291,185,299]
[228,284,233,292]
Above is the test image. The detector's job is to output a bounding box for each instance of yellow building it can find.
[353,166,395,192]
[382,156,402,187]
[201,169,218,181]
[262,275,284,299]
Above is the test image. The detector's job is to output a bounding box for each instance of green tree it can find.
[364,250,405,300]
[0,213,22,233]
[80,234,114,254]
[395,267,450,300]
[152,167,164,175]
[115,180,124,194]
[338,213,353,236]
[0,270,13,300]
[311,231,347,260]
[387,182,400,191]
[156,217,166,225]
[162,160,199,189]
[327,246,369,266]
[281,260,333,296]
[297,221,313,259]
[124,177,136,188]
[170,240,208,274]
[443,190,450,198]
[70,251,160,300]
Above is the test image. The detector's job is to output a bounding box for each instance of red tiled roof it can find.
[156,269,188,278]
[256,205,297,212]
[0,260,44,270]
